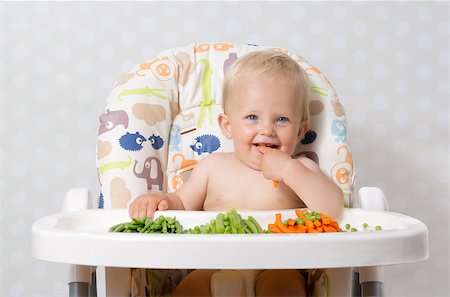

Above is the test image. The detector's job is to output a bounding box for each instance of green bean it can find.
[216,213,225,233]
[248,216,263,233]
[243,219,258,234]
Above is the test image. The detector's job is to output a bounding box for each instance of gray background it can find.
[0,1,448,296]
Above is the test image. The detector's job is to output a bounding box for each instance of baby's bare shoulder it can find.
[296,155,322,174]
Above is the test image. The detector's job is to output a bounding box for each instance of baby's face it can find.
[224,75,306,170]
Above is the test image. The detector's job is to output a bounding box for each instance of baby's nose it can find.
[260,123,275,136]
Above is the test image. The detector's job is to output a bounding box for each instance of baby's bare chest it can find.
[203,169,305,211]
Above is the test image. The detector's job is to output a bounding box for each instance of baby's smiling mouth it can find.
[254,143,279,149]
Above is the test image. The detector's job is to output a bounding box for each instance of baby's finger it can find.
[157,199,169,211]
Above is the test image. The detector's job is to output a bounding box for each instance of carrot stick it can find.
[274,213,292,233]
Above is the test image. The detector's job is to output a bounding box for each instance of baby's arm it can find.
[129,155,211,219]
[259,147,343,217]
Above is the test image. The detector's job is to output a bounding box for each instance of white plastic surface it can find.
[32,208,428,269]
[357,187,389,211]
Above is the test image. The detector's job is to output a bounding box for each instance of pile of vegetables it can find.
[186,209,264,234]
[109,215,183,234]
[109,209,383,235]
[268,209,342,233]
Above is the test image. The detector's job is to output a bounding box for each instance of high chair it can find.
[31,42,428,297]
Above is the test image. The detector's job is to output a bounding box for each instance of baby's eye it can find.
[277,117,289,123]
[246,115,258,121]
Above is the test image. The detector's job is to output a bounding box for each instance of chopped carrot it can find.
[287,218,296,226]
[268,209,342,234]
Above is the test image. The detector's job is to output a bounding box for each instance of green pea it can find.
[375,225,382,231]
[345,224,351,229]
[296,218,304,225]
[351,228,358,232]
[363,223,369,229]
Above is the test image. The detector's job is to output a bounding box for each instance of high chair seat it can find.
[96,41,356,296]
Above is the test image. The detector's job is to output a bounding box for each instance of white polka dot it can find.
[12,73,28,89]
[375,6,390,20]
[415,95,431,110]
[416,65,431,80]
[291,5,305,18]
[34,146,49,161]
[438,21,449,36]
[122,5,137,17]
[56,15,71,31]
[12,15,29,31]
[395,21,410,36]
[32,263,48,280]
[34,176,49,191]
[226,19,241,34]
[310,20,325,34]
[373,64,389,80]
[415,124,431,140]
[394,80,409,95]
[436,168,448,184]
[34,88,49,103]
[10,250,26,266]
[436,110,448,126]
[416,6,433,21]
[34,3,50,15]
[351,80,366,94]
[373,95,388,110]
[269,20,283,34]
[394,50,409,65]
[414,152,431,167]
[99,46,115,60]
[374,35,389,50]
[438,51,449,65]
[393,110,408,124]
[438,80,449,96]
[9,282,25,296]
[332,35,347,49]
[162,4,179,17]
[392,139,408,153]
[352,21,367,35]
[248,5,263,18]
[332,6,347,19]
[56,45,71,59]
[352,49,367,64]
[417,35,432,50]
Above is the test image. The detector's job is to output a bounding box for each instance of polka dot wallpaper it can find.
[0,1,448,296]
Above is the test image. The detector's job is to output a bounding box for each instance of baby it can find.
[129,51,343,296]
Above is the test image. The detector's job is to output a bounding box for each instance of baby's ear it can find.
[297,120,311,140]
[218,113,232,139]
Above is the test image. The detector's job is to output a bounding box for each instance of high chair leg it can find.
[69,265,91,297]
[359,266,384,297]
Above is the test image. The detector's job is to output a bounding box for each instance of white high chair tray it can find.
[32,208,428,269]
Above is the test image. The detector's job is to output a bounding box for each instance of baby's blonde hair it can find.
[222,50,310,122]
